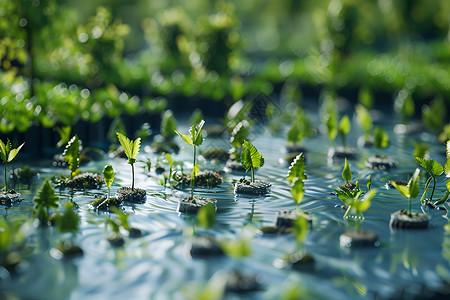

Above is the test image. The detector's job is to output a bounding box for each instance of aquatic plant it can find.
[103,165,114,200]
[338,115,351,148]
[336,187,376,230]
[373,127,389,149]
[0,139,25,191]
[197,202,216,228]
[355,104,373,141]
[165,153,174,187]
[241,140,264,183]
[55,202,80,235]
[62,135,81,179]
[415,155,447,205]
[175,119,205,196]
[32,179,60,223]
[116,132,141,190]
[55,126,71,149]
[391,168,420,215]
[286,153,307,204]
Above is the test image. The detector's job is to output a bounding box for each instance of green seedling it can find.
[373,127,389,149]
[338,115,351,148]
[0,139,25,191]
[391,168,420,215]
[63,135,81,179]
[358,86,374,109]
[336,188,376,231]
[55,126,72,149]
[175,119,205,197]
[325,112,338,142]
[342,158,352,183]
[116,132,141,190]
[103,165,114,200]
[161,110,177,141]
[416,157,444,204]
[32,179,60,223]
[355,104,373,141]
[286,153,307,204]
[241,140,264,183]
[197,202,216,228]
[165,153,174,187]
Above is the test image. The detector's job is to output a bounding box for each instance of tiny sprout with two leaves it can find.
[175,119,205,196]
[116,132,141,190]
[286,153,307,204]
[241,140,264,183]
[391,168,420,215]
[0,139,25,191]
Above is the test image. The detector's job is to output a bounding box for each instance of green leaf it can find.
[230,120,250,148]
[355,189,376,213]
[325,113,338,141]
[293,215,309,244]
[7,142,24,163]
[55,202,80,234]
[165,153,173,167]
[445,140,450,177]
[175,131,194,146]
[291,179,305,204]
[286,153,306,183]
[197,203,216,228]
[342,158,352,182]
[391,181,410,199]
[103,165,114,189]
[0,139,7,162]
[409,168,421,199]
[416,157,443,176]
[117,132,141,162]
[373,127,389,149]
[338,115,351,136]
[161,110,177,140]
[110,207,130,230]
[32,179,60,221]
[241,140,264,171]
[56,126,71,148]
[191,119,205,146]
[367,175,372,190]
[355,104,373,137]
[63,135,80,176]
[287,123,303,144]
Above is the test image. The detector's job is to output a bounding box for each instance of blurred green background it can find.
[1,0,450,134]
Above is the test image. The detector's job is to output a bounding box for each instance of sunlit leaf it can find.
[356,190,375,213]
[103,165,114,189]
[291,179,305,204]
[241,140,264,171]
[445,140,450,177]
[339,115,351,136]
[373,127,389,149]
[416,157,443,176]
[287,153,306,183]
[409,168,421,199]
[325,113,338,141]
[355,104,372,137]
[230,120,250,148]
[342,158,352,182]
[191,119,205,146]
[391,181,410,199]
[165,153,173,167]
[117,132,141,163]
[175,132,194,146]
[63,135,80,176]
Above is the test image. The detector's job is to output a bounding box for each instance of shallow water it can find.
[1,108,450,300]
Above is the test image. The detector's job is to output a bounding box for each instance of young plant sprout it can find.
[103,165,114,200]
[338,115,351,148]
[391,168,420,215]
[32,179,60,224]
[0,139,25,191]
[63,135,81,180]
[416,157,444,205]
[165,153,174,187]
[355,104,373,143]
[174,119,205,197]
[241,140,264,183]
[373,127,389,149]
[55,126,72,149]
[116,132,141,190]
[286,153,307,204]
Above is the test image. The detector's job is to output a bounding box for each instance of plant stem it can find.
[408,196,411,215]
[191,145,196,199]
[4,163,7,191]
[108,187,110,200]
[251,166,255,183]
[420,177,433,204]
[429,176,437,201]
[131,163,135,190]
[343,205,352,219]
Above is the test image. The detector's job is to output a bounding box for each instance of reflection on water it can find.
[1,110,450,299]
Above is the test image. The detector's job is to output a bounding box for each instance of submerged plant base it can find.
[201,147,230,162]
[328,146,358,162]
[389,209,429,229]
[234,180,271,196]
[177,171,223,188]
[149,140,180,154]
[275,210,312,228]
[339,230,380,248]
[189,235,224,257]
[177,196,217,214]
[0,190,22,207]
[89,196,122,211]
[365,155,398,170]
[115,187,147,203]
[107,235,125,247]
[53,241,84,259]
[225,270,263,293]
[55,173,103,190]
